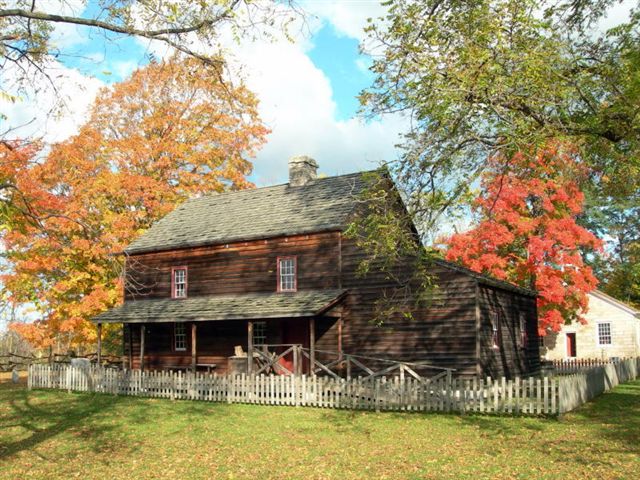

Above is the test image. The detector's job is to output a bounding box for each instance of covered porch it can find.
[93,290,346,375]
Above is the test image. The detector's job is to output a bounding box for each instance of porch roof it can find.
[92,289,347,324]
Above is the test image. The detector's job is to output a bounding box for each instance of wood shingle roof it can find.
[125,170,373,255]
[94,289,347,324]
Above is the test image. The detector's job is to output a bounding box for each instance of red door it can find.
[277,319,309,374]
[566,333,577,358]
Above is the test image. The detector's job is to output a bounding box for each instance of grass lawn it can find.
[1,373,638,480]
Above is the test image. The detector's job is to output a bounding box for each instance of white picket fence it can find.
[28,358,640,415]
[29,364,559,415]
[557,357,640,413]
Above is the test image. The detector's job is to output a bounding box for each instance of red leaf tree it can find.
[445,143,602,334]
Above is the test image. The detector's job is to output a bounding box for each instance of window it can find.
[491,318,500,350]
[519,313,528,348]
[539,336,545,349]
[174,323,187,351]
[597,322,612,346]
[277,257,297,292]
[172,267,187,298]
[253,321,267,346]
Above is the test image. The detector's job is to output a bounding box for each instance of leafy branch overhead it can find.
[0,0,301,100]
[362,0,640,228]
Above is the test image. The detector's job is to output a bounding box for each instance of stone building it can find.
[541,290,640,361]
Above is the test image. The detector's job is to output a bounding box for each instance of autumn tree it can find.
[444,143,602,334]
[2,55,268,352]
[362,0,640,235]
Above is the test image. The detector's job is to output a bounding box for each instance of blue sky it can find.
[0,1,404,188]
[307,24,373,121]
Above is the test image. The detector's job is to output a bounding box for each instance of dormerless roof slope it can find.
[123,168,535,297]
[126,170,371,255]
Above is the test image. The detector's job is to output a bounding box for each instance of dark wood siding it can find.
[478,285,540,378]
[124,232,341,300]
[120,230,539,378]
[339,238,479,377]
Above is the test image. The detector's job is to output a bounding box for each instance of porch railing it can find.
[248,344,455,382]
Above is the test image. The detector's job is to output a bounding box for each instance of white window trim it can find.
[491,320,500,350]
[596,321,613,348]
[174,323,187,351]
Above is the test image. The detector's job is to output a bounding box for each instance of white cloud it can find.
[235,38,405,184]
[302,0,388,41]
[1,61,104,143]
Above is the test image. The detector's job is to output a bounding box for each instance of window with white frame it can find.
[174,323,187,351]
[492,318,500,349]
[278,257,297,292]
[172,267,187,298]
[253,321,267,346]
[597,322,612,346]
[519,313,528,348]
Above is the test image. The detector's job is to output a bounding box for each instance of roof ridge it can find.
[125,168,379,254]
[186,168,380,204]
[433,258,537,297]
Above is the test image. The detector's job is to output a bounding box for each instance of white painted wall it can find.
[542,292,640,360]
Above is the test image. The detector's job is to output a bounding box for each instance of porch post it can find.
[309,318,316,376]
[139,324,145,372]
[127,324,133,369]
[96,322,102,366]
[337,314,343,360]
[191,323,197,372]
[247,321,254,375]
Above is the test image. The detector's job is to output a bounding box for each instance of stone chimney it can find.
[288,155,318,187]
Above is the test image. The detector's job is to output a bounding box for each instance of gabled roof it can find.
[93,289,347,324]
[589,290,640,317]
[434,259,537,297]
[125,170,373,255]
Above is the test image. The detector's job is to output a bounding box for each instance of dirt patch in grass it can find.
[1,379,638,479]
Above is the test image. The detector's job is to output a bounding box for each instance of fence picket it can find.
[26,358,640,417]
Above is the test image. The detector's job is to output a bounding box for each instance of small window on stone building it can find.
[597,322,612,346]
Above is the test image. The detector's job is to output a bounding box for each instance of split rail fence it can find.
[28,358,640,416]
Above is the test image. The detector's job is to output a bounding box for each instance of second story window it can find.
[172,267,187,298]
[277,257,297,292]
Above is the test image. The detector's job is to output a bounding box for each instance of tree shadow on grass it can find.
[0,384,125,460]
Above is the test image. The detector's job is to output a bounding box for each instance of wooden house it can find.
[94,156,540,378]
[541,290,640,361]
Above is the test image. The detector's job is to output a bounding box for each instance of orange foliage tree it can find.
[445,143,602,335]
[2,55,268,352]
